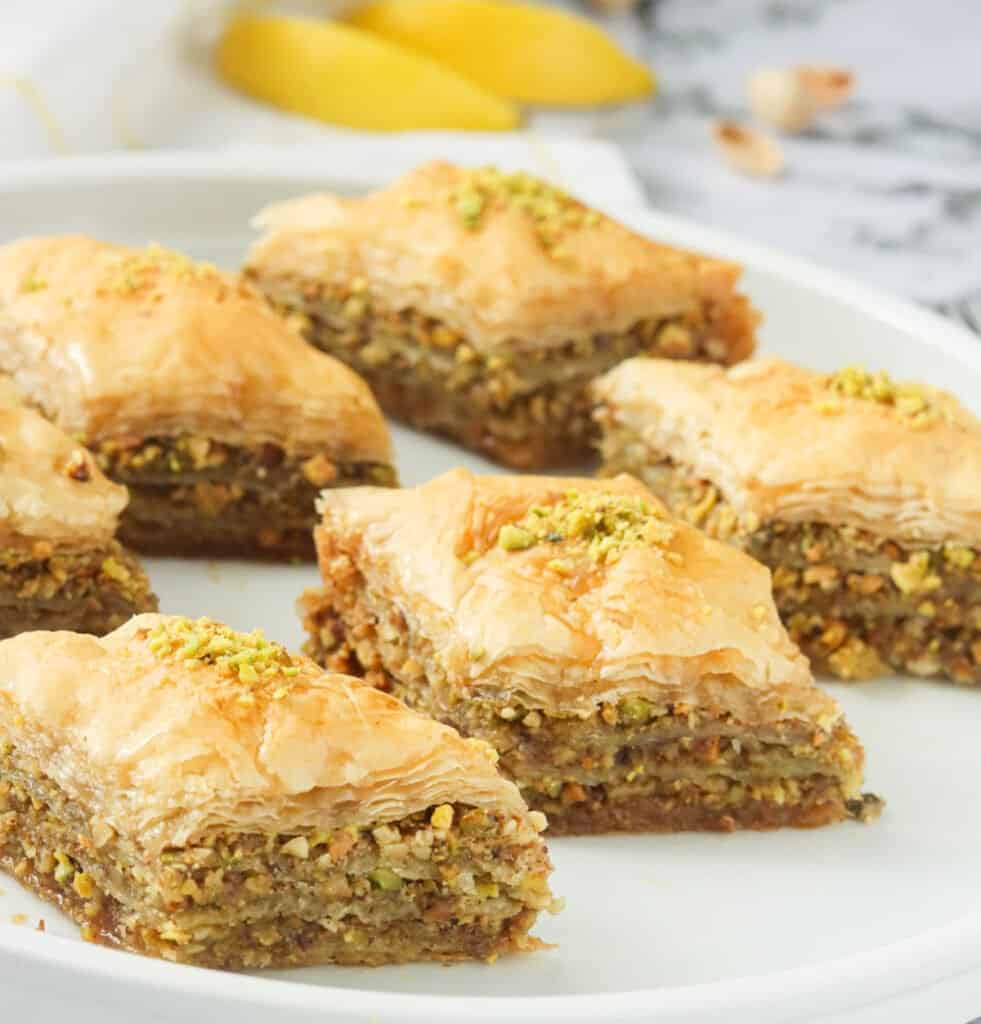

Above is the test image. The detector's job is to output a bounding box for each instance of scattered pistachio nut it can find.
[746,66,817,133]
[798,66,855,110]
[712,120,785,178]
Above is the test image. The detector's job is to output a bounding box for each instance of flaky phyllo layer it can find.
[301,470,877,834]
[594,358,981,684]
[0,615,554,967]
[245,162,756,468]
[0,235,396,556]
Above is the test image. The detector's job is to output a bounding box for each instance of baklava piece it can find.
[300,469,878,835]
[244,160,759,469]
[0,236,396,560]
[594,357,981,684]
[0,614,555,969]
[0,400,155,638]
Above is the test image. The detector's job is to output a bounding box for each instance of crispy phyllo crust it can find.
[0,400,156,636]
[0,615,555,968]
[245,161,758,468]
[0,235,396,558]
[594,357,981,684]
[300,469,878,834]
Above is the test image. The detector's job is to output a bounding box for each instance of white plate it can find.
[0,151,980,1024]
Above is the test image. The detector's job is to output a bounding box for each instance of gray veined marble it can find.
[543,0,981,335]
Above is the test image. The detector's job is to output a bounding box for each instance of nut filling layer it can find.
[0,754,552,969]
[93,434,396,560]
[262,289,748,470]
[0,542,156,639]
[300,566,876,836]
[600,442,981,685]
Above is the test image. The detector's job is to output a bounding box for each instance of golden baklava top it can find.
[594,356,981,546]
[312,469,843,732]
[246,160,756,355]
[0,614,526,854]
[0,398,126,550]
[0,235,392,461]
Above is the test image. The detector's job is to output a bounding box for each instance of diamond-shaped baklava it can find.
[0,236,395,559]
[0,614,555,968]
[300,469,878,834]
[594,356,981,684]
[244,160,758,469]
[0,397,155,637]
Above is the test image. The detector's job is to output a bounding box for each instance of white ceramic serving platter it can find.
[0,150,980,1024]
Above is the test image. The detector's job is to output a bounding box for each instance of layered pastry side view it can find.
[593,357,981,684]
[300,469,881,835]
[0,236,396,560]
[0,396,156,638]
[0,614,556,969]
[244,160,759,470]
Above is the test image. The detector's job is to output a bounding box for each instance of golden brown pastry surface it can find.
[247,161,756,356]
[0,614,523,855]
[0,236,392,462]
[0,401,126,550]
[593,356,981,546]
[312,469,842,731]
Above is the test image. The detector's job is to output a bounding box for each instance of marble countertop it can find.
[558,0,981,330]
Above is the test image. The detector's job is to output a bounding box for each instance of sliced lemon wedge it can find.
[215,13,520,131]
[347,0,655,106]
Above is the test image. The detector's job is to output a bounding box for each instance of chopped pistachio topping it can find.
[19,271,46,293]
[889,552,942,595]
[448,166,602,254]
[497,490,675,565]
[105,243,220,295]
[367,867,403,891]
[821,365,946,427]
[145,616,300,695]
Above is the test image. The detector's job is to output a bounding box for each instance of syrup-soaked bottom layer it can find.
[92,435,396,560]
[300,581,879,837]
[0,541,156,639]
[0,747,553,970]
[250,279,755,470]
[596,431,981,685]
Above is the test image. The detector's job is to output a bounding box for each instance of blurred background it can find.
[2,0,979,329]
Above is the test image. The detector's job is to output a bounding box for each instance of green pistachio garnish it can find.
[146,617,301,696]
[367,867,403,891]
[619,695,654,723]
[19,272,47,293]
[106,243,220,295]
[820,365,947,428]
[448,166,604,255]
[496,490,675,565]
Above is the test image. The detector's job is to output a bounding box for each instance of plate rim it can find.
[0,149,979,1022]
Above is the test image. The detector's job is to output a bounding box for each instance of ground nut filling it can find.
[299,530,878,836]
[0,540,156,639]
[91,433,395,560]
[264,287,745,470]
[597,433,981,686]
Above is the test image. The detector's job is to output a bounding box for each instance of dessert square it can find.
[0,398,155,637]
[594,356,981,684]
[300,469,878,835]
[244,161,759,469]
[0,236,396,560]
[0,615,554,969]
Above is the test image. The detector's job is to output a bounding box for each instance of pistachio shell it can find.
[215,14,519,132]
[347,0,654,106]
[746,67,817,134]
[712,120,785,178]
[798,66,855,109]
